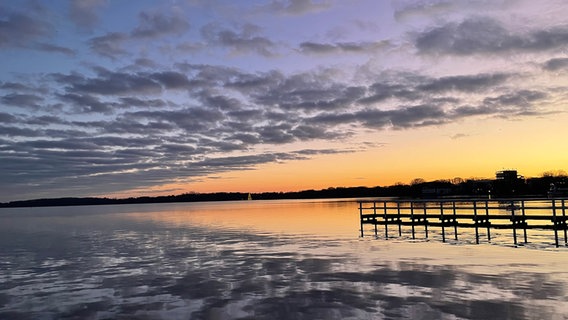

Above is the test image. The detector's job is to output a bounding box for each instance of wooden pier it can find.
[358,198,568,247]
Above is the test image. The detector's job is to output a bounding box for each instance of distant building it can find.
[494,170,525,196]
[496,170,523,181]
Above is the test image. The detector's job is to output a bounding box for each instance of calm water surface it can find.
[1,199,567,319]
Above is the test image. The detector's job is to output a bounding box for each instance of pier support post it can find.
[359,201,364,237]
[553,199,559,247]
[510,201,518,246]
[423,205,428,239]
[521,200,527,243]
[373,202,378,237]
[410,202,415,239]
[397,202,402,237]
[474,201,479,244]
[383,202,388,239]
[563,199,567,245]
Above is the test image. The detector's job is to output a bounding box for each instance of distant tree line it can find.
[1,171,567,208]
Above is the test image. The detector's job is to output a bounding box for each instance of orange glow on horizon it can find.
[101,113,568,199]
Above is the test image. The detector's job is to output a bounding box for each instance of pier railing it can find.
[358,198,568,247]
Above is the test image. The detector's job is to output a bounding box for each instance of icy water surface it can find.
[1,199,567,319]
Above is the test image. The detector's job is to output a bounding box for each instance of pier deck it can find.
[358,198,568,247]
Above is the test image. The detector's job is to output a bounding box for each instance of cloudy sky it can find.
[1,0,568,202]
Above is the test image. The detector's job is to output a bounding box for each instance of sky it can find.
[1,0,568,202]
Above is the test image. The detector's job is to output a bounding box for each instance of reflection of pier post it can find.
[440,202,445,242]
[521,200,528,243]
[396,202,402,236]
[383,202,388,238]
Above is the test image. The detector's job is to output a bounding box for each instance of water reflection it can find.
[0,200,567,319]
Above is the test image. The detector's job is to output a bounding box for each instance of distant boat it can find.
[548,183,568,198]
[247,193,252,201]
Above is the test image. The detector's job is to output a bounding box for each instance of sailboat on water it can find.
[247,193,252,200]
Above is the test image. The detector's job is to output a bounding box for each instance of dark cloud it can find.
[68,0,106,29]
[291,124,337,140]
[133,57,159,69]
[386,104,447,128]
[229,133,261,145]
[416,17,568,55]
[359,72,510,105]
[450,133,469,140]
[121,107,224,133]
[308,82,549,132]
[23,139,98,151]
[131,11,189,38]
[89,136,163,148]
[89,32,129,59]
[58,93,113,113]
[299,41,388,54]
[0,81,33,91]
[225,70,285,92]
[35,42,76,56]
[296,148,353,155]
[1,93,43,108]
[257,123,296,144]
[451,89,549,119]
[175,41,205,53]
[194,152,299,169]
[451,105,493,117]
[0,10,52,48]
[241,71,365,112]
[100,118,178,135]
[543,57,568,71]
[264,0,331,15]
[118,97,169,108]
[393,1,453,22]
[350,104,448,129]
[89,10,190,59]
[202,23,277,57]
[483,90,547,108]
[197,92,243,110]
[89,12,189,60]
[0,125,42,137]
[24,115,67,126]
[151,71,191,89]
[157,143,197,154]
[0,112,17,123]
[62,69,163,95]
[358,83,418,104]
[417,73,510,92]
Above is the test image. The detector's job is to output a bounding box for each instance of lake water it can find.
[1,198,567,319]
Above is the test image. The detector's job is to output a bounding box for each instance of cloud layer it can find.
[0,0,567,201]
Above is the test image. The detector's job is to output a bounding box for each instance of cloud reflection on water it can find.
[0,201,567,319]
